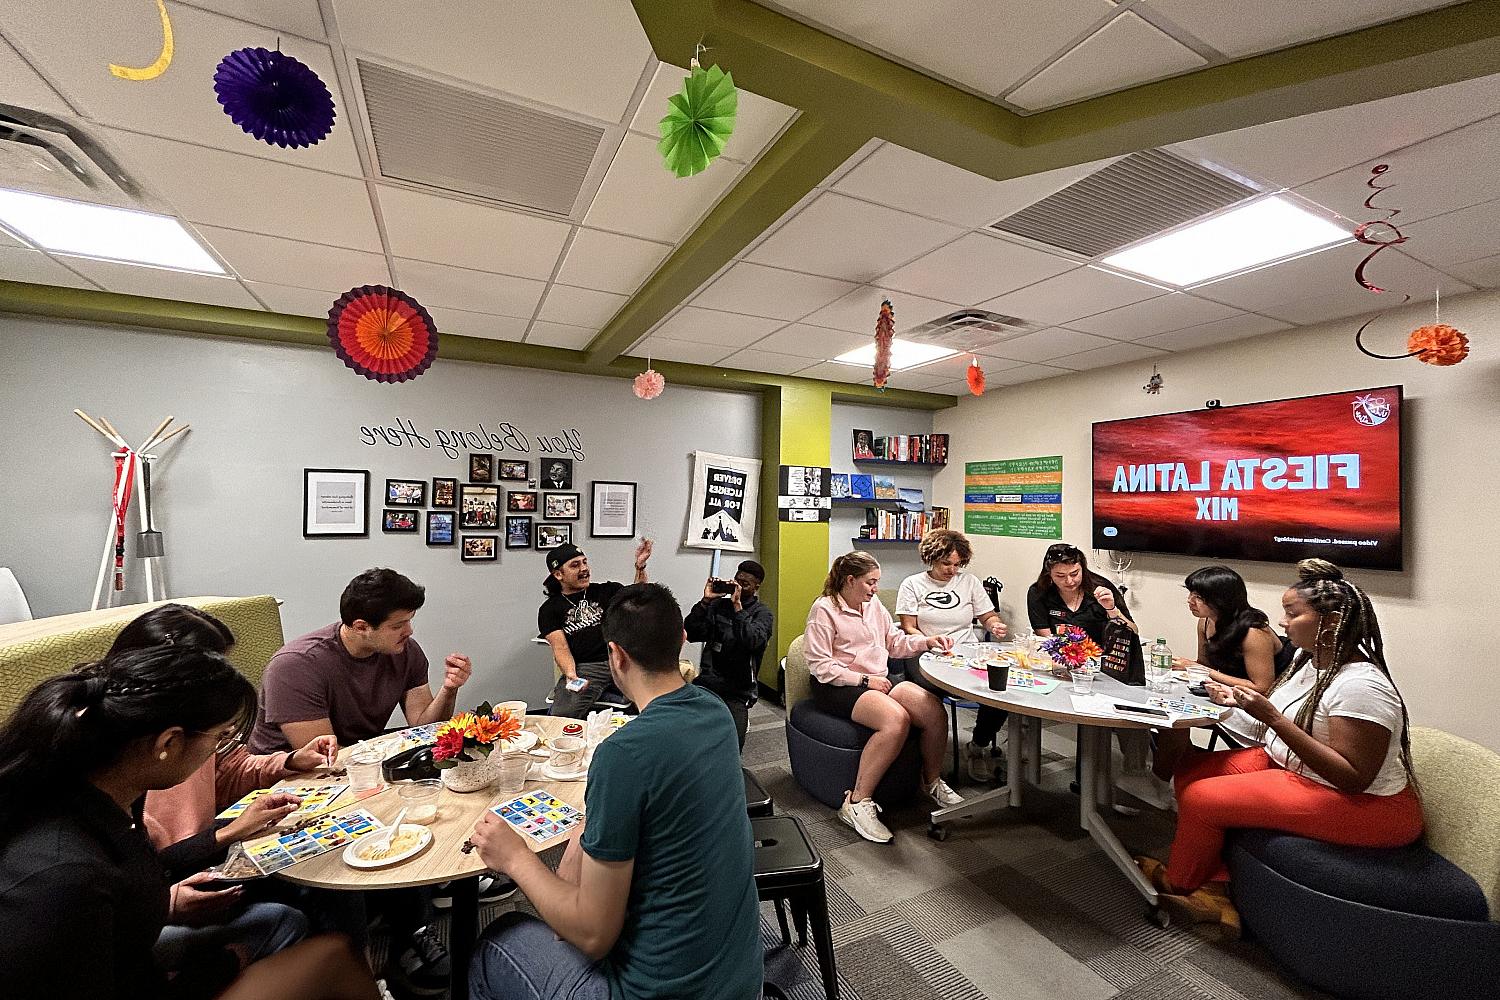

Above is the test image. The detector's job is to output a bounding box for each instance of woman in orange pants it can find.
[1141,559,1424,934]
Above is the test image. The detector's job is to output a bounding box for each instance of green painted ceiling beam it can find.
[0,279,953,410]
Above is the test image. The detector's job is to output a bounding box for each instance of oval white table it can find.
[918,644,1227,913]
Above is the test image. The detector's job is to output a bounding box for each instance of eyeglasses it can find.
[193,729,246,755]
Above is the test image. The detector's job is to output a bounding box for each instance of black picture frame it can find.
[468,453,494,483]
[539,457,573,490]
[385,478,426,507]
[382,508,419,533]
[590,480,637,538]
[507,489,538,513]
[431,477,457,508]
[535,522,572,550]
[505,515,533,549]
[425,511,455,546]
[461,535,498,561]
[498,459,530,482]
[459,484,500,528]
[543,491,580,520]
[303,468,369,538]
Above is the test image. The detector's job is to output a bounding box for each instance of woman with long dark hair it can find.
[0,645,381,1000]
[1177,566,1293,693]
[1026,543,1137,643]
[1138,559,1423,937]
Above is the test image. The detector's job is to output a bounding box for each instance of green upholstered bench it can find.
[0,595,284,720]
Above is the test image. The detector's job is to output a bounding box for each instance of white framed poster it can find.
[303,469,369,537]
[684,451,761,552]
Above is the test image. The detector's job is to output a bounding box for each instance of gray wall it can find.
[0,316,761,705]
[829,400,937,587]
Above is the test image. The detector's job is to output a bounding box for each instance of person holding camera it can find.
[684,560,773,750]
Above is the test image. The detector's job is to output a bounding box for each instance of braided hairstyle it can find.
[0,645,256,843]
[1254,558,1415,783]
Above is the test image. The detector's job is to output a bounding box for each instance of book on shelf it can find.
[831,473,851,499]
[931,506,950,531]
[852,432,950,465]
[860,506,931,541]
[849,474,875,500]
[873,475,898,500]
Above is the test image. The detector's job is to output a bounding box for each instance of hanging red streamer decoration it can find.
[327,285,439,383]
[966,355,985,395]
[633,368,665,399]
[873,298,894,390]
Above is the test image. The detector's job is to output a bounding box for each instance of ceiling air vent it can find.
[903,309,1043,354]
[359,60,604,216]
[0,110,140,207]
[990,149,1258,258]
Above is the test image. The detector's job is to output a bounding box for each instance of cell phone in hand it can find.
[565,677,590,693]
[1114,702,1171,719]
[709,579,736,594]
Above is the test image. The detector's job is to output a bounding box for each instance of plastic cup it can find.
[348,747,385,794]
[1186,664,1211,687]
[1071,667,1097,695]
[397,779,442,824]
[493,751,531,796]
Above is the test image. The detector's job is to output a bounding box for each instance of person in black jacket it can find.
[684,560,773,749]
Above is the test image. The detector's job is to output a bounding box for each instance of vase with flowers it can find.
[432,702,523,792]
[1039,626,1103,678]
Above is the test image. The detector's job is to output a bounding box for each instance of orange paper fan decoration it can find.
[1407,323,1469,366]
[966,356,985,395]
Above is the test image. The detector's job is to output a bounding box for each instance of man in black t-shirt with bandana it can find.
[539,540,652,717]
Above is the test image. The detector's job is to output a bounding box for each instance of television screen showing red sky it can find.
[1092,386,1402,570]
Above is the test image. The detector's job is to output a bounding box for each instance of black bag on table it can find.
[1099,618,1145,686]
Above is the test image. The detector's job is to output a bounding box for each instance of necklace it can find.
[563,588,589,607]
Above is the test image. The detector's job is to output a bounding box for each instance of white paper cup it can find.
[499,700,527,720]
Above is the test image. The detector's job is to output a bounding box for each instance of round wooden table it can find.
[272,715,588,1000]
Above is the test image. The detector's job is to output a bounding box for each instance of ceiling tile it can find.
[1399,197,1500,269]
[630,64,797,163]
[977,266,1165,326]
[635,337,732,366]
[99,128,381,250]
[378,185,570,278]
[800,285,961,334]
[0,32,72,116]
[761,1,1114,97]
[1294,116,1500,226]
[789,360,871,384]
[648,306,785,348]
[426,307,529,342]
[1135,313,1292,352]
[1170,73,1500,189]
[918,354,1026,379]
[1068,292,1241,339]
[584,133,741,243]
[537,284,627,328]
[0,2,362,176]
[692,263,856,320]
[332,0,652,122]
[196,226,390,289]
[1139,1,1457,59]
[989,363,1073,385]
[749,322,870,360]
[245,280,340,317]
[526,321,596,350]
[717,348,819,375]
[882,233,1077,305]
[65,258,261,309]
[188,1,327,40]
[0,228,25,249]
[974,327,1117,363]
[881,371,952,391]
[0,246,97,289]
[1006,11,1207,111]
[1448,253,1500,289]
[746,192,962,282]
[392,257,546,317]
[554,228,671,294]
[1050,341,1168,371]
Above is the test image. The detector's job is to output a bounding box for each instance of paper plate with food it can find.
[343,824,432,869]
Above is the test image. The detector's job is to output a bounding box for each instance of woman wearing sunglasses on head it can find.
[1026,543,1137,645]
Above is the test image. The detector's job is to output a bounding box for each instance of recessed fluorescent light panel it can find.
[832,339,957,371]
[1101,196,1348,288]
[0,188,224,273]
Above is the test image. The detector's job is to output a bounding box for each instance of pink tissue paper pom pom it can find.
[633,369,665,400]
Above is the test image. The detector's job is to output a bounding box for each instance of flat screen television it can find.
[1092,386,1403,570]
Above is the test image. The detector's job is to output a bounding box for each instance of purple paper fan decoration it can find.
[213,47,336,148]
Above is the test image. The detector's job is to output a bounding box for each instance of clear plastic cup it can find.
[397,779,442,824]
[348,746,385,794]
[1071,667,1097,695]
[494,751,530,796]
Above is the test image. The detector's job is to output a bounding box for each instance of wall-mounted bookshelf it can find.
[851,458,946,468]
[852,537,919,546]
[851,430,949,466]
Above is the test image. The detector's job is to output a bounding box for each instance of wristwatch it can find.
[859,675,869,688]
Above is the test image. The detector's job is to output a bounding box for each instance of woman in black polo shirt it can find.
[0,645,381,1000]
[1026,543,1138,644]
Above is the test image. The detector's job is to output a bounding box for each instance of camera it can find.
[1205,399,1222,409]
[709,579,737,594]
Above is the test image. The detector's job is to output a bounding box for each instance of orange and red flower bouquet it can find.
[431,702,523,770]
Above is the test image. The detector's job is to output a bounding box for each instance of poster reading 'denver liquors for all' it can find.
[965,456,1063,539]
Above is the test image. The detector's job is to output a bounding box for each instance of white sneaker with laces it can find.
[927,777,964,808]
[838,793,893,843]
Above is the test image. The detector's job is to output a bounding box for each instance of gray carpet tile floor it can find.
[382,699,1335,1000]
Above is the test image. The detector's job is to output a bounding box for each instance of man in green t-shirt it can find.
[467,583,762,1000]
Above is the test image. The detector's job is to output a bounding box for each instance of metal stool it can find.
[752,815,837,1000]
[744,768,773,817]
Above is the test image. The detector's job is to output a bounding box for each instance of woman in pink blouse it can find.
[804,552,964,842]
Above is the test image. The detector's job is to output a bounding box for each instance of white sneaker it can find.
[838,793,894,843]
[965,741,995,783]
[376,981,396,1000]
[927,777,964,808]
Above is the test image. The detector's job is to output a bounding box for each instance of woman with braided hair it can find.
[0,644,383,1000]
[1138,559,1423,936]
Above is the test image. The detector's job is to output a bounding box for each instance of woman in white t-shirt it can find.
[896,530,1008,781]
[1138,559,1423,936]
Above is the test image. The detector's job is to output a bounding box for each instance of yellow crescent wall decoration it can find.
[109,0,174,81]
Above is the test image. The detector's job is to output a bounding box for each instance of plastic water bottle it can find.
[1148,637,1174,693]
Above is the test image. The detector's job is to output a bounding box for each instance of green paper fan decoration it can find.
[658,61,738,178]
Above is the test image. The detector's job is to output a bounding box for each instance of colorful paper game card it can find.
[217,783,348,821]
[490,792,585,847]
[243,808,381,874]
